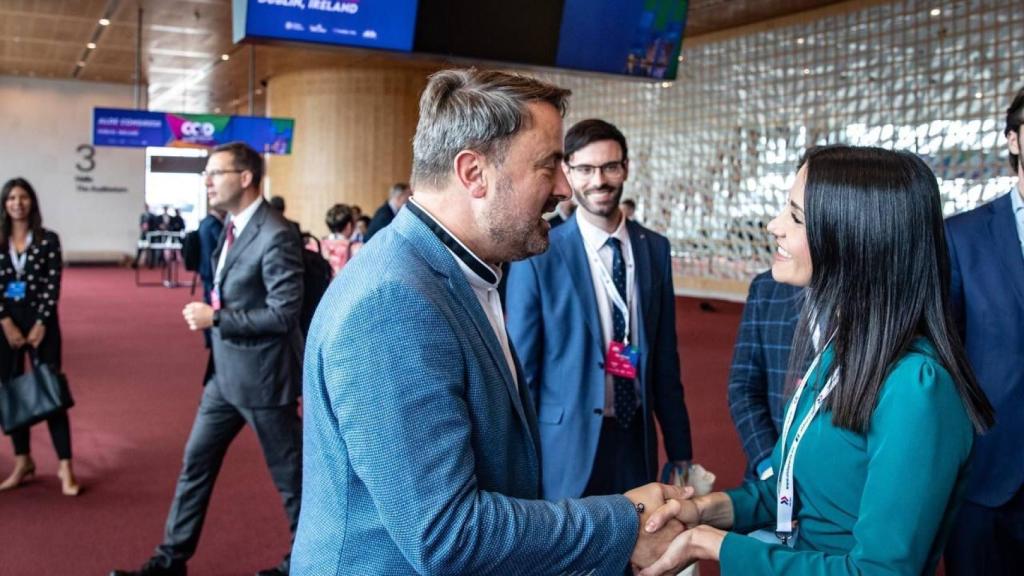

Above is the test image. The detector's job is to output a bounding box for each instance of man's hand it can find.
[26,322,46,348]
[637,525,727,576]
[1,317,26,348]
[625,483,693,570]
[183,302,215,331]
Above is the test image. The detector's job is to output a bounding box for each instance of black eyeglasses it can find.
[200,169,242,178]
[565,161,626,178]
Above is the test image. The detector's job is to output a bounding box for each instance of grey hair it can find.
[411,68,572,191]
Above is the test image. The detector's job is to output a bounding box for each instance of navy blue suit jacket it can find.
[946,192,1024,507]
[506,215,692,500]
[727,270,803,478]
[197,214,224,302]
[364,201,395,242]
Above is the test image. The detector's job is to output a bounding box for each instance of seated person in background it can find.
[726,270,802,480]
[637,145,995,576]
[349,215,370,248]
[321,203,354,276]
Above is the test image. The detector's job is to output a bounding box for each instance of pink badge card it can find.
[606,341,639,379]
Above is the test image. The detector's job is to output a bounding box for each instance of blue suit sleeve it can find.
[328,282,639,575]
[505,260,544,411]
[650,242,692,461]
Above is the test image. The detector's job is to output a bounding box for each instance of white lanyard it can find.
[777,337,838,545]
[584,235,632,345]
[9,232,33,278]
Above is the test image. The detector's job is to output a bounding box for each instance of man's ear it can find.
[1009,130,1021,157]
[239,169,255,190]
[453,150,488,199]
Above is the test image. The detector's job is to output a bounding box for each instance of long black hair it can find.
[787,145,994,433]
[0,177,44,246]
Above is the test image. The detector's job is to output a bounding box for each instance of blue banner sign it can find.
[93,108,295,154]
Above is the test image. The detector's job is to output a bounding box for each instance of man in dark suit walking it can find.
[364,182,411,241]
[113,142,304,576]
[506,119,693,502]
[943,86,1024,576]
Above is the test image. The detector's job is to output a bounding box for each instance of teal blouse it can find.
[720,340,974,575]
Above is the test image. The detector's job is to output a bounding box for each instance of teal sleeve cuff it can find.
[755,458,773,479]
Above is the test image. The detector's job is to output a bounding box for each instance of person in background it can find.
[269,195,302,236]
[506,119,692,503]
[548,195,576,228]
[726,270,802,480]
[0,177,78,496]
[321,203,354,276]
[364,182,411,242]
[350,215,370,244]
[350,204,363,223]
[112,142,303,576]
[943,85,1024,576]
[637,146,994,576]
[621,198,637,221]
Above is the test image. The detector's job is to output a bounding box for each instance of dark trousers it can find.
[582,416,648,497]
[0,305,70,459]
[155,379,302,566]
[945,485,1024,576]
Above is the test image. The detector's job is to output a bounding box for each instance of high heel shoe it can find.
[57,464,80,497]
[0,460,37,491]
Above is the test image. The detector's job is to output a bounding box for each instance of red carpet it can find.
[0,267,746,575]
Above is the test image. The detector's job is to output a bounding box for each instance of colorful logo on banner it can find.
[93,108,295,154]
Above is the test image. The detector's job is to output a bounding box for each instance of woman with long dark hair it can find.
[0,177,78,496]
[636,146,994,575]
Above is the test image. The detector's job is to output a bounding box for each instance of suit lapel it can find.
[988,194,1024,310]
[556,218,602,354]
[220,203,265,281]
[628,221,654,336]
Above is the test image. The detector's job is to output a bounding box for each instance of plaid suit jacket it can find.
[727,270,803,478]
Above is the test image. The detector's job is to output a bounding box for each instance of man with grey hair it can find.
[291,69,686,575]
[364,181,412,241]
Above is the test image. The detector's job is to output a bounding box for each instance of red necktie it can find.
[224,224,236,254]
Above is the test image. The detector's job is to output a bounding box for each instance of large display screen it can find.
[233,0,420,52]
[233,0,687,80]
[94,108,295,154]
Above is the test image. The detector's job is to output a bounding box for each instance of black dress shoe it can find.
[110,556,187,576]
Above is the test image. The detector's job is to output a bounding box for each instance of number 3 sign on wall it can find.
[76,144,96,172]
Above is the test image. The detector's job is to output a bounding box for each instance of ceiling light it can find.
[803,68,811,75]
[99,18,110,26]
[796,37,805,45]
[87,42,97,50]
[220,54,230,61]
[975,92,984,99]
[930,8,941,16]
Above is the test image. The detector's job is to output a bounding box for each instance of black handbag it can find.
[0,348,74,434]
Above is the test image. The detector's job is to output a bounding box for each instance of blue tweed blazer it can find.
[292,208,639,575]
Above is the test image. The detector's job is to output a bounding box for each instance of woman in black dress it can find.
[0,177,78,496]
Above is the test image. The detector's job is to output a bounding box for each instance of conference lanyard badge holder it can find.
[606,340,639,379]
[4,281,26,301]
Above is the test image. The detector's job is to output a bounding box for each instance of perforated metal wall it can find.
[533,0,1023,291]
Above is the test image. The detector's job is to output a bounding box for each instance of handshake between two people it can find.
[623,483,731,576]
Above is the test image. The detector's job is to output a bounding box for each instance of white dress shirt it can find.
[576,212,640,416]
[215,196,263,283]
[409,198,518,390]
[1012,186,1024,260]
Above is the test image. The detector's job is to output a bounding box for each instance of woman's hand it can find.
[645,491,736,534]
[26,322,46,348]
[1,318,26,348]
[637,525,727,576]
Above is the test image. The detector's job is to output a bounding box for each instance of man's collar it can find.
[1012,185,1024,213]
[577,210,628,250]
[229,196,263,234]
[406,197,499,286]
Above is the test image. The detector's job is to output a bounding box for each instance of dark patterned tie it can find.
[607,237,637,428]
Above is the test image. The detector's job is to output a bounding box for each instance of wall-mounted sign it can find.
[233,0,420,52]
[93,108,295,154]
